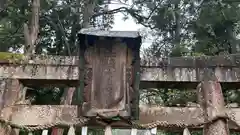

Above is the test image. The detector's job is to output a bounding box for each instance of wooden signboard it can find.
[78,30,141,119]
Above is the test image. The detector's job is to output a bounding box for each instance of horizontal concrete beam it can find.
[0,54,240,87]
[141,67,240,82]
[2,54,239,67]
[0,65,239,82]
[0,105,239,130]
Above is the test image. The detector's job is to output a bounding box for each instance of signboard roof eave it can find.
[78,28,141,39]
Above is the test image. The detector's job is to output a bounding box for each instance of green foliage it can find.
[31,87,64,105]
[134,0,240,56]
[136,1,240,134]
[170,44,189,57]
[2,0,240,134]
[0,0,115,55]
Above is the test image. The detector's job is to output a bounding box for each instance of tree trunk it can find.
[51,88,76,135]
[0,0,7,12]
[24,0,40,56]
[82,0,97,28]
[174,3,181,46]
[227,25,238,54]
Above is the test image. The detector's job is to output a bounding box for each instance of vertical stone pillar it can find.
[51,87,75,135]
[197,80,229,135]
[0,79,25,135]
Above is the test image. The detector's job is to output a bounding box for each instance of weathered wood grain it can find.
[82,41,131,117]
[1,105,239,130]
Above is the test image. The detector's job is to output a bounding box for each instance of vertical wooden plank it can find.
[83,40,130,117]
[42,130,48,135]
[197,81,229,135]
[113,42,128,115]
[51,87,75,135]
[78,40,85,106]
[132,39,141,120]
[0,79,25,135]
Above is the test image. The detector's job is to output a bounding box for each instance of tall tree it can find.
[131,0,240,56]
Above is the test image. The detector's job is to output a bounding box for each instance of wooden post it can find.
[132,37,141,120]
[197,80,229,135]
[51,87,76,135]
[0,79,25,135]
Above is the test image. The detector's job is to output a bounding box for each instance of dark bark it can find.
[0,0,7,12]
[24,0,40,56]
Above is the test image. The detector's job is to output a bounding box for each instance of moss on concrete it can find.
[0,52,25,62]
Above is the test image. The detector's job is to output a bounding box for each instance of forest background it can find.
[1,0,240,134]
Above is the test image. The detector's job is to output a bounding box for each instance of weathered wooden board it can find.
[1,105,239,130]
[0,54,240,84]
[82,40,132,117]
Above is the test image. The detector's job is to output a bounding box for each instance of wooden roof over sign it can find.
[79,28,141,38]
[78,28,142,50]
